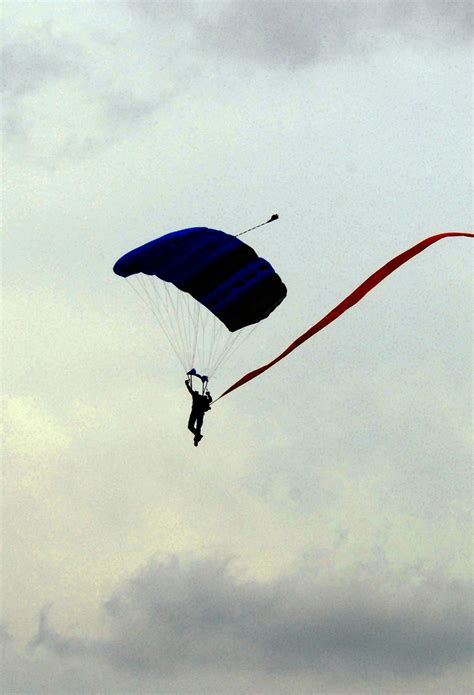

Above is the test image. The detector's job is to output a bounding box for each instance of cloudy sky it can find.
[2,1,473,693]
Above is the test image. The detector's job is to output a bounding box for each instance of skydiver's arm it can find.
[185,379,193,395]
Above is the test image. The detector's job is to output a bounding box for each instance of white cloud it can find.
[4,395,71,463]
[1,9,179,162]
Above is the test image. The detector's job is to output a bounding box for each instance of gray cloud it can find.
[421,0,473,41]
[129,0,198,24]
[102,92,159,125]
[1,622,13,645]
[1,26,164,160]
[198,1,371,68]
[1,39,80,155]
[130,0,473,69]
[30,554,473,684]
[1,42,77,98]
[208,0,473,66]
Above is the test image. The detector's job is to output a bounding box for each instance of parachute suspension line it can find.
[189,299,201,370]
[210,317,230,374]
[208,323,260,380]
[126,276,188,372]
[235,213,279,238]
[181,290,197,368]
[215,323,238,370]
[177,292,196,368]
[190,299,200,369]
[149,278,187,371]
[160,281,183,358]
[144,275,167,330]
[129,275,162,331]
[208,318,226,372]
[200,302,213,371]
[144,276,189,371]
[226,323,260,369]
[174,287,192,367]
[196,301,206,369]
[213,329,250,373]
[184,293,212,374]
[207,332,241,379]
[204,313,221,375]
[175,284,198,370]
[162,281,190,367]
[130,274,241,377]
[163,283,191,368]
[182,289,203,371]
[145,276,186,367]
[169,285,183,359]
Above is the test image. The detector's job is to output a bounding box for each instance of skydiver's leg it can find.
[194,413,204,445]
[196,413,204,435]
[188,411,197,435]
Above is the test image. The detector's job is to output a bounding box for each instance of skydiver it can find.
[185,371,212,446]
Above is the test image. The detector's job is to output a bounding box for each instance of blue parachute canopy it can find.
[113,227,287,332]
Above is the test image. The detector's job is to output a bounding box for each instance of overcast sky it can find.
[2,1,473,693]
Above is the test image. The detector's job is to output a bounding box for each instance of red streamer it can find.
[217,232,473,401]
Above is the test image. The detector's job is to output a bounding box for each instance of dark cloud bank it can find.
[132,0,473,68]
[9,554,471,693]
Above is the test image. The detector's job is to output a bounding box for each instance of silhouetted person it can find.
[185,377,212,446]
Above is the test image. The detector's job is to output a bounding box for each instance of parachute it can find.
[113,225,287,378]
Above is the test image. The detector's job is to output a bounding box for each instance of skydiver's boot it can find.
[194,434,203,446]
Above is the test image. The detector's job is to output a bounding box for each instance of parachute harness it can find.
[187,370,209,395]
